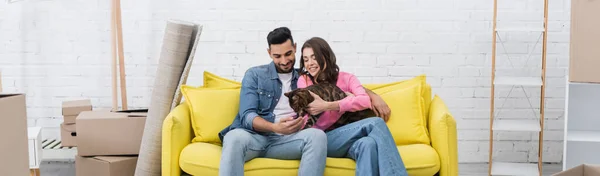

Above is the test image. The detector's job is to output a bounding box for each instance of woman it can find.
[297,37,408,176]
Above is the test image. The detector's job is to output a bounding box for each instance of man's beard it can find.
[276,64,293,73]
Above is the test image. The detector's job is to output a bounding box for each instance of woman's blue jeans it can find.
[325,117,408,176]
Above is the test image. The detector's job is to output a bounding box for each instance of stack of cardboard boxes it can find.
[0,94,30,176]
[75,110,147,176]
[61,99,147,175]
[61,100,93,147]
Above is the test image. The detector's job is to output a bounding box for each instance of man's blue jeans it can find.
[219,128,327,176]
[326,117,409,176]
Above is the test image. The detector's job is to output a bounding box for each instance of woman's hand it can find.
[307,91,337,115]
[345,92,355,97]
[370,94,391,122]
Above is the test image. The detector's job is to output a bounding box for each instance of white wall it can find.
[0,0,569,163]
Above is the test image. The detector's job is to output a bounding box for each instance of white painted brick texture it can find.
[0,0,569,163]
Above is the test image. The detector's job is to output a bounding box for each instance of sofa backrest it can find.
[194,71,433,146]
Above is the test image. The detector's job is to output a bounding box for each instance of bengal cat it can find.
[284,82,376,131]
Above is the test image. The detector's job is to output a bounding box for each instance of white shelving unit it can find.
[492,119,541,132]
[493,77,543,87]
[562,81,600,170]
[28,127,42,169]
[495,27,546,32]
[567,131,600,142]
[491,162,540,176]
[28,127,42,176]
[488,0,548,174]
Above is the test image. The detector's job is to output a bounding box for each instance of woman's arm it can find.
[300,74,339,114]
[306,74,372,114]
[336,74,372,112]
[306,74,373,130]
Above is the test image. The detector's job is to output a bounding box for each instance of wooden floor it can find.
[40,160,562,176]
[459,163,562,176]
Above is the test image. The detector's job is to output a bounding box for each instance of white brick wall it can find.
[0,0,570,163]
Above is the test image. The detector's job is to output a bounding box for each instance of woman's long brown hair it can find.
[300,37,339,84]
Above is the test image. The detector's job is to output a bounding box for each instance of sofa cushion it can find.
[201,71,432,121]
[179,142,440,176]
[370,78,430,146]
[322,144,440,176]
[203,71,241,89]
[181,85,240,144]
[363,74,432,126]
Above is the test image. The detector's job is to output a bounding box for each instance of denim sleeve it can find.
[239,69,260,131]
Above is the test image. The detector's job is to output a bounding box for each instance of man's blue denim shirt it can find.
[219,61,299,141]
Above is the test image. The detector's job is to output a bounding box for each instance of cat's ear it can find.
[284,92,291,98]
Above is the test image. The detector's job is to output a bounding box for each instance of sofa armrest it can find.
[162,103,194,176]
[428,95,458,176]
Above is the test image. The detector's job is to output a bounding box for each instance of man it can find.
[218,27,392,176]
[218,27,327,176]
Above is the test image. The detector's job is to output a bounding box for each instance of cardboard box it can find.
[569,0,600,83]
[552,164,600,176]
[76,155,138,176]
[0,94,29,176]
[76,111,146,156]
[61,123,77,147]
[64,115,77,124]
[62,99,92,116]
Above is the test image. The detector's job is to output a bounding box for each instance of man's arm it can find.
[238,69,268,131]
[238,69,303,134]
[364,87,377,98]
[363,86,391,121]
[252,115,276,132]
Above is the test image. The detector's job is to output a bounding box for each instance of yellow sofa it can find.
[162,72,458,176]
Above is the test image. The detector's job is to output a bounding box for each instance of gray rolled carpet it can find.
[171,25,203,110]
[134,20,202,176]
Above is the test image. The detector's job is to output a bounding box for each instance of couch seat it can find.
[179,142,440,176]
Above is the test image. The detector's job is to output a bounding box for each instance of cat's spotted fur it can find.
[284,82,376,131]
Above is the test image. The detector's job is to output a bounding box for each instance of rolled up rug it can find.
[134,19,201,176]
[171,25,203,110]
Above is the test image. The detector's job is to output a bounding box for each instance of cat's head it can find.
[284,88,315,117]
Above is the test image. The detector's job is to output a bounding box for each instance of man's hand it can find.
[370,94,391,121]
[272,116,305,135]
[307,91,336,115]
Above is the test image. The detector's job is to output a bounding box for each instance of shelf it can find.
[491,162,539,176]
[567,130,600,142]
[490,0,548,170]
[495,27,545,32]
[564,139,600,170]
[493,119,540,132]
[494,76,542,86]
[28,127,42,139]
[564,81,600,170]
